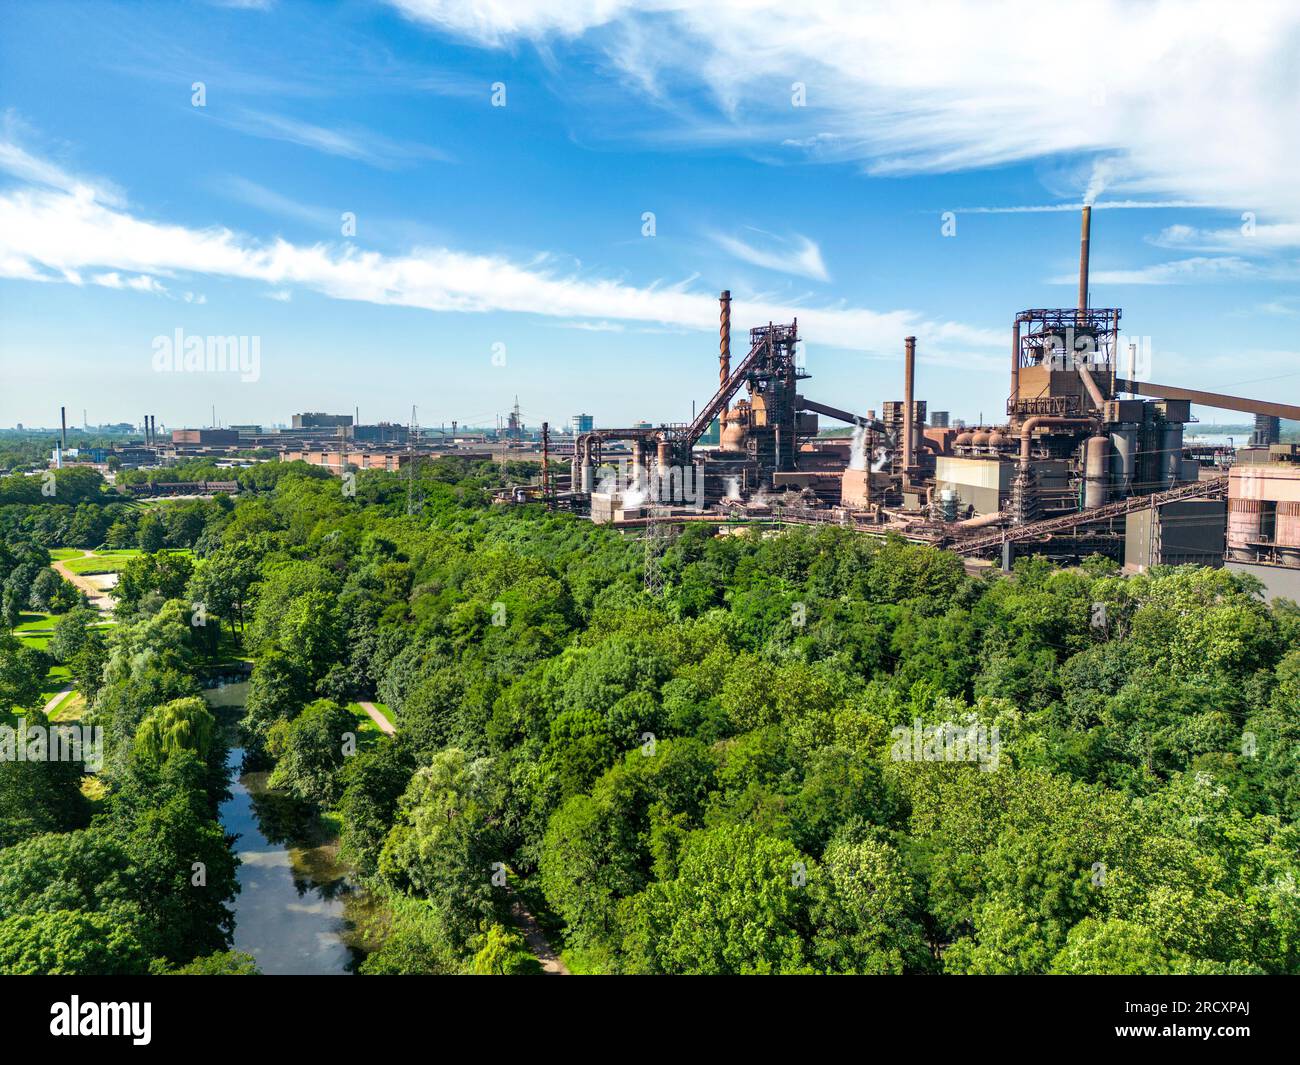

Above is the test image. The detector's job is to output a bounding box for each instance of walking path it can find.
[51,551,115,616]
[356,700,396,736]
[510,896,570,975]
[41,684,74,716]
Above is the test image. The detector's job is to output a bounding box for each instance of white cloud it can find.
[0,140,1000,363]
[710,228,829,282]
[1048,256,1300,286]
[215,109,453,168]
[1149,221,1300,254]
[390,1,1300,230]
[91,271,168,294]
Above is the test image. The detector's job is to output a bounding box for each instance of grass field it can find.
[61,548,144,575]
[48,690,85,721]
[13,611,55,635]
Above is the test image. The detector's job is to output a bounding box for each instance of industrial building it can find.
[1225,444,1300,598]
[549,208,1300,574]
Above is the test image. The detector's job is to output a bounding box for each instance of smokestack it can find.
[903,336,916,481]
[1010,319,1021,421]
[60,407,66,451]
[541,421,550,498]
[719,290,732,416]
[152,415,157,443]
[1078,205,1091,319]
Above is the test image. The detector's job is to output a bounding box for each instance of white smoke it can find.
[848,423,868,471]
[724,476,741,500]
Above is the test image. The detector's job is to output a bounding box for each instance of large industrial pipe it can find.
[1078,363,1106,410]
[1018,416,1096,468]
[1078,205,1091,318]
[903,336,916,480]
[1084,433,1110,508]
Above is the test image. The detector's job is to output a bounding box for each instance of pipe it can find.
[1078,363,1106,411]
[796,396,886,433]
[903,336,916,479]
[957,511,1007,529]
[1078,205,1091,319]
[1018,416,1096,468]
[1010,318,1021,418]
[1084,434,1109,508]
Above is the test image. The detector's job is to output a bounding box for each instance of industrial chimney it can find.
[60,406,66,451]
[719,290,732,397]
[1078,205,1091,319]
[903,336,917,483]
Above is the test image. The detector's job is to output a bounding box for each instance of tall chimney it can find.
[541,421,550,498]
[719,290,732,409]
[1078,205,1091,319]
[1010,318,1021,422]
[60,407,66,451]
[151,415,157,443]
[903,336,916,483]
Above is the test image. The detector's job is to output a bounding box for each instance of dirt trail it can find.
[510,896,570,975]
[356,700,396,736]
[51,551,115,616]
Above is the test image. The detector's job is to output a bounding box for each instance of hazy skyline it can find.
[3,0,1299,431]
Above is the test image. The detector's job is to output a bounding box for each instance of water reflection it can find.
[208,682,375,975]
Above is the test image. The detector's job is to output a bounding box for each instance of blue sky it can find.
[1,0,1298,432]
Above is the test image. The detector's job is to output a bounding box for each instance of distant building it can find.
[292,412,353,429]
[571,413,594,435]
[930,411,950,428]
[172,429,239,446]
[353,422,409,444]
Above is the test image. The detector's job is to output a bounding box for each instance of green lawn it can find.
[39,664,71,705]
[13,611,55,634]
[345,702,390,754]
[49,548,84,561]
[62,548,146,575]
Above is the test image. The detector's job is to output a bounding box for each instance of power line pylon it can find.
[643,506,671,595]
[406,404,423,516]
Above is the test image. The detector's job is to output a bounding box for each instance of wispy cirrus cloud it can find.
[1049,256,1300,286]
[390,1,1300,230]
[710,228,829,282]
[213,108,454,168]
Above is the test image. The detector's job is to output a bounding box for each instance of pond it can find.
[207,682,379,975]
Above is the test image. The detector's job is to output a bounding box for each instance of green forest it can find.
[1,457,1298,975]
